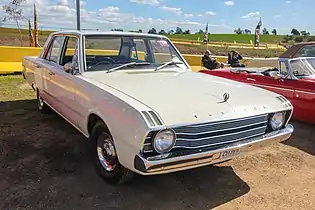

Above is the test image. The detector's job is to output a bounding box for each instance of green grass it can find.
[0,27,285,57]
[0,75,34,101]
[167,34,287,44]
[0,27,285,45]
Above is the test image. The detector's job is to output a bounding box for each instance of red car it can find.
[200,54,315,124]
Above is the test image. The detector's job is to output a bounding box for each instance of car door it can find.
[288,59,315,123]
[245,61,295,102]
[42,35,81,127]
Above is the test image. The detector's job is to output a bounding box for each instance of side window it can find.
[150,39,172,64]
[62,36,79,67]
[45,36,65,64]
[279,61,289,76]
[295,45,315,57]
[130,39,147,61]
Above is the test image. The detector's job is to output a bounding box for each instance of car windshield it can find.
[290,58,315,78]
[83,35,188,72]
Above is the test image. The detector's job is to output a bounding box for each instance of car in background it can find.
[200,56,315,124]
[22,30,294,185]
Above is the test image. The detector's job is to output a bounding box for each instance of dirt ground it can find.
[0,76,315,210]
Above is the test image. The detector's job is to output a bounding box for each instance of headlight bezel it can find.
[152,129,176,154]
[269,111,286,131]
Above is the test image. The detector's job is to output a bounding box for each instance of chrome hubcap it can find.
[96,134,117,172]
[38,95,44,109]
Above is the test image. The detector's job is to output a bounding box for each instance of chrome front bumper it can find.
[134,124,294,175]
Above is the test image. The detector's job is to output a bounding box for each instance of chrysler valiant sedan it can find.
[22,31,294,184]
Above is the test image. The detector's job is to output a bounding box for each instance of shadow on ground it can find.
[282,120,315,156]
[0,99,250,209]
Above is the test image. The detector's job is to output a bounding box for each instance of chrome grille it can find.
[173,114,268,149]
[141,114,268,157]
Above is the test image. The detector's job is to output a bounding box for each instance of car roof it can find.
[51,30,167,39]
[279,42,315,59]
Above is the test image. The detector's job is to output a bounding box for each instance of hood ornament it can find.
[218,93,230,103]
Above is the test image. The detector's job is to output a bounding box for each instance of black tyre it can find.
[90,122,134,185]
[36,89,51,113]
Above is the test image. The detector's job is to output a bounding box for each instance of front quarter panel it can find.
[74,75,153,171]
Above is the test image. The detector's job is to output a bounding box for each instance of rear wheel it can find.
[90,122,134,185]
[36,89,51,113]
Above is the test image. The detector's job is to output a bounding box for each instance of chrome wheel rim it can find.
[96,133,117,172]
[38,95,44,109]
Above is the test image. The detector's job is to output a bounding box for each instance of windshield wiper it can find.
[154,60,184,71]
[106,62,151,73]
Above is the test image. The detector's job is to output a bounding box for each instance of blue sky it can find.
[1,0,314,34]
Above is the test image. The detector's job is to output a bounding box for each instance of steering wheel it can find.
[91,57,116,66]
[293,70,299,75]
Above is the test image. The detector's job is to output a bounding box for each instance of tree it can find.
[234,28,243,34]
[183,29,190,34]
[2,0,26,46]
[300,30,310,36]
[271,29,277,35]
[158,29,166,35]
[148,28,157,34]
[168,29,174,34]
[111,28,123,31]
[262,28,269,35]
[138,29,143,33]
[196,29,204,34]
[244,29,251,34]
[291,28,300,36]
[175,27,183,34]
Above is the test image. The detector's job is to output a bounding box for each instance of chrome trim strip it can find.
[295,89,315,95]
[253,84,294,92]
[175,121,267,136]
[143,150,154,153]
[176,126,266,142]
[184,114,267,128]
[173,132,266,149]
[134,124,294,175]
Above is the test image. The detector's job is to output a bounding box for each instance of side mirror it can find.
[64,62,75,74]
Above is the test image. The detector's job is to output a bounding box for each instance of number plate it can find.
[219,148,240,159]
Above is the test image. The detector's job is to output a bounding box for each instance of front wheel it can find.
[90,122,134,185]
[36,89,51,113]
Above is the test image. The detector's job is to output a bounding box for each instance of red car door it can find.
[290,78,315,124]
[244,74,295,102]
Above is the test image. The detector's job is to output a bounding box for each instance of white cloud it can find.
[59,0,69,6]
[159,5,182,15]
[242,11,260,20]
[197,14,203,17]
[285,1,291,3]
[205,11,216,16]
[1,0,234,33]
[184,13,193,18]
[130,0,159,5]
[273,14,281,19]
[80,1,86,6]
[224,1,234,6]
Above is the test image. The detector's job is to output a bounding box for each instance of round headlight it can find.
[153,129,176,154]
[270,112,285,130]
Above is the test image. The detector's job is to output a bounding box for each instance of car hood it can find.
[82,70,286,126]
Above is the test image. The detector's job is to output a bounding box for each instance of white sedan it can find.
[22,31,294,185]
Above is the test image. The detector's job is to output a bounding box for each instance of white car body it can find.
[22,31,294,178]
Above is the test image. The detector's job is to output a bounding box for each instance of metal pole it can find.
[76,0,80,30]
